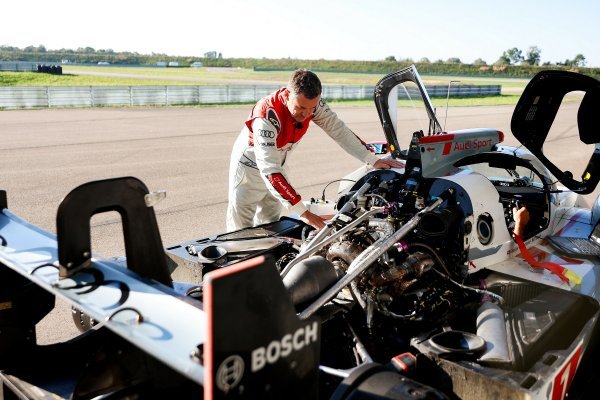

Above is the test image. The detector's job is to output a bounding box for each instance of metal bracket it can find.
[56,176,172,286]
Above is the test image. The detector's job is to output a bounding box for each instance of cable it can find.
[365,193,390,206]
[321,179,356,201]
[431,268,504,304]
[407,242,504,304]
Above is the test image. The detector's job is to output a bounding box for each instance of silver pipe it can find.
[304,180,374,248]
[346,319,373,363]
[350,280,366,310]
[280,207,383,278]
[300,180,373,254]
[217,238,285,252]
[344,220,394,276]
[299,196,446,319]
[337,217,390,312]
[319,361,372,379]
[366,218,391,230]
[312,208,384,254]
[298,225,335,256]
[318,365,351,378]
[339,181,373,213]
[361,218,393,265]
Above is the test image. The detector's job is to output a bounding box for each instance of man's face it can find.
[287,92,320,122]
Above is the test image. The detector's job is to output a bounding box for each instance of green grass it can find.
[60,66,391,85]
[3,65,530,86]
[328,94,522,107]
[1,66,528,107]
[0,71,200,86]
[420,74,530,88]
[432,94,522,106]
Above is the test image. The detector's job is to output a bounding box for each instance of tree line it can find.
[1,45,597,78]
[384,46,587,68]
[493,46,586,67]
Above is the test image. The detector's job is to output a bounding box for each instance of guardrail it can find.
[0,84,501,109]
[0,61,40,72]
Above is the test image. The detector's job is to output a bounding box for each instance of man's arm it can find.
[373,158,405,169]
[513,206,530,237]
[251,118,326,229]
[312,99,404,169]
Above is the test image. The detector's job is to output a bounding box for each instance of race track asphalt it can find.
[0,103,593,343]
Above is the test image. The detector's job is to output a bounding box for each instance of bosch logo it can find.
[251,321,318,372]
[216,355,245,393]
[258,129,275,139]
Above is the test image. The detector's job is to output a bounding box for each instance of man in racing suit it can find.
[227,69,403,232]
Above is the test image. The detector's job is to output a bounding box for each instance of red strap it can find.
[513,234,570,283]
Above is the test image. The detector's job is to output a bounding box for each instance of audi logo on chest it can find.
[258,129,275,138]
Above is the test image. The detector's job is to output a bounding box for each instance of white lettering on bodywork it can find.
[251,322,318,372]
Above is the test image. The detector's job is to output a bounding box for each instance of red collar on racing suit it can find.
[245,88,313,148]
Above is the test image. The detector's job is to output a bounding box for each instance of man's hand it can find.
[373,158,405,170]
[513,206,530,237]
[300,210,327,230]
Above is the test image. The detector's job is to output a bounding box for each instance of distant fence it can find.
[0,84,500,109]
[0,61,60,72]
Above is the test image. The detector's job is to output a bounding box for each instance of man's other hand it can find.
[513,206,530,237]
[373,159,405,169]
[300,210,327,230]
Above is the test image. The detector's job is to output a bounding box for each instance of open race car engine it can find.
[273,155,488,373]
[285,167,473,326]
[4,67,600,399]
[163,122,594,398]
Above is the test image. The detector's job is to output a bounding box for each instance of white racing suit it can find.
[226,88,379,231]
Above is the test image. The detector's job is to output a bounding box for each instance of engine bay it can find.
[164,132,595,398]
[4,66,600,399]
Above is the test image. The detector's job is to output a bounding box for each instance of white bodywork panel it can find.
[0,209,206,384]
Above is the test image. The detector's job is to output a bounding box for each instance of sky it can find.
[3,0,599,67]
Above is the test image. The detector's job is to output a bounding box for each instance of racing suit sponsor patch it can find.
[317,98,329,114]
[240,155,257,169]
[267,108,281,133]
[258,129,275,139]
[267,173,300,205]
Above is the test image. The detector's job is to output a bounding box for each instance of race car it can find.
[1,65,600,399]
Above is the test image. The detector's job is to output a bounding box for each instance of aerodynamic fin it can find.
[512,70,600,194]
[204,255,321,399]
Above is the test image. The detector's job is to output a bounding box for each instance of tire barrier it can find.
[36,64,63,75]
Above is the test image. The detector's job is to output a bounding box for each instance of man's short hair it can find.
[288,69,322,99]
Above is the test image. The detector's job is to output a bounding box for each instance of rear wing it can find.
[511,70,600,194]
[0,200,206,385]
[0,177,320,399]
